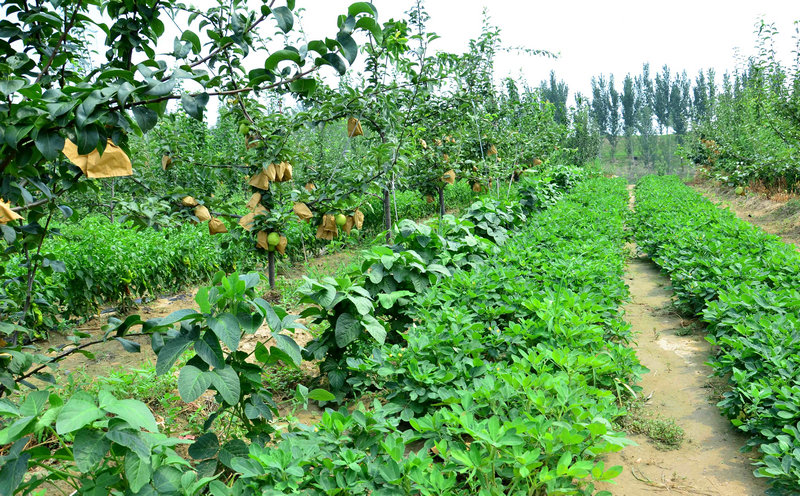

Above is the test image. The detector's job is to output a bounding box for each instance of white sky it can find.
[148,0,798,120]
[298,0,799,99]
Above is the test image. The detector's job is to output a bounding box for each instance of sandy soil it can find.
[596,186,767,495]
[691,180,800,250]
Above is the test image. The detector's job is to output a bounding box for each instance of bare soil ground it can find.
[596,186,767,495]
[691,180,800,251]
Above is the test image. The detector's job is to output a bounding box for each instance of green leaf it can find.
[0,417,35,445]
[181,92,209,121]
[308,389,335,402]
[73,429,110,472]
[160,308,200,326]
[118,82,135,107]
[209,367,240,405]
[0,451,29,496]
[271,333,301,367]
[55,398,102,434]
[132,106,158,133]
[76,125,99,155]
[105,399,159,432]
[208,313,241,351]
[362,314,386,345]
[181,30,202,54]
[0,79,25,96]
[125,450,153,493]
[271,6,294,33]
[34,131,65,161]
[155,334,193,376]
[335,312,361,348]
[289,78,317,96]
[153,466,182,494]
[188,432,219,460]
[336,32,358,64]
[105,428,150,460]
[265,49,302,71]
[178,365,213,403]
[145,78,176,97]
[349,295,372,316]
[348,2,377,17]
[20,390,49,416]
[317,53,347,75]
[218,439,248,469]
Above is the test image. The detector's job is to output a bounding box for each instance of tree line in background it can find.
[541,19,800,190]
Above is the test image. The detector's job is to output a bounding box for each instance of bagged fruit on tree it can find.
[239,205,268,231]
[194,205,211,222]
[487,144,497,156]
[246,192,262,211]
[293,202,313,221]
[181,196,198,207]
[209,218,227,235]
[274,162,286,182]
[420,138,428,149]
[162,155,172,170]
[0,199,23,224]
[265,163,277,182]
[62,138,133,178]
[443,153,449,163]
[533,158,543,166]
[282,162,293,181]
[305,182,316,191]
[347,117,363,137]
[472,182,482,193]
[256,231,270,250]
[248,170,270,190]
[442,169,456,185]
[276,235,288,255]
[343,215,355,234]
[353,208,364,229]
[315,214,338,240]
[425,194,434,203]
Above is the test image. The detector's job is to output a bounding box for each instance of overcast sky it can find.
[297,0,799,99]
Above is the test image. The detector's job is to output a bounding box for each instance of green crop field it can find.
[2,1,800,494]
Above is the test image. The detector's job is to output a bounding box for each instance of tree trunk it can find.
[383,187,391,243]
[268,251,276,290]
[438,186,445,218]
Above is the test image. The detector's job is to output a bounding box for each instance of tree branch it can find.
[35,0,84,85]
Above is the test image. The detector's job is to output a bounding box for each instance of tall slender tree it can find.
[539,70,569,125]
[607,75,621,161]
[622,74,636,158]
[653,65,672,134]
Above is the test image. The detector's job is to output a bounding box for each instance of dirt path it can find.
[596,186,767,495]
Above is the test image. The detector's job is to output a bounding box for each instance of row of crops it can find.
[1,175,643,494]
[635,176,800,493]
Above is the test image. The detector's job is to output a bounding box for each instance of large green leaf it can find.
[105,398,159,432]
[181,92,209,121]
[209,367,240,405]
[155,333,193,376]
[178,365,212,403]
[362,314,386,345]
[208,313,241,351]
[73,429,110,472]
[265,49,301,72]
[271,6,294,33]
[188,432,219,460]
[334,312,361,348]
[125,450,153,493]
[105,428,150,460]
[348,2,377,17]
[0,451,29,496]
[317,53,347,75]
[55,398,102,434]
[0,417,35,445]
[271,333,301,367]
[336,32,358,64]
[132,106,158,133]
[34,131,64,161]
